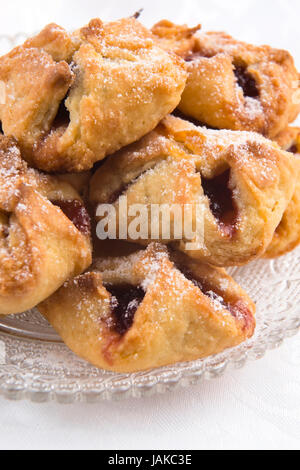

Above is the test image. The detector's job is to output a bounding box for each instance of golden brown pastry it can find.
[265,127,300,258]
[0,18,187,172]
[0,136,92,315]
[152,20,300,138]
[90,115,296,267]
[38,243,256,373]
[56,172,91,197]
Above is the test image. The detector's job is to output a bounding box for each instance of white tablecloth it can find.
[0,0,300,450]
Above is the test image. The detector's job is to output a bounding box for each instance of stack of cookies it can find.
[0,15,299,372]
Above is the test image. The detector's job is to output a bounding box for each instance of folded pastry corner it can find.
[0,18,187,172]
[90,115,296,266]
[0,136,92,315]
[38,243,256,373]
[152,20,300,138]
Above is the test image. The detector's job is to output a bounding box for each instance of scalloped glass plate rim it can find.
[0,308,300,403]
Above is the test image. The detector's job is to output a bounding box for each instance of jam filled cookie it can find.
[265,127,300,258]
[0,136,92,315]
[0,18,187,172]
[90,115,295,267]
[152,20,300,138]
[38,244,256,373]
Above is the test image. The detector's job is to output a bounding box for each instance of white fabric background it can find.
[0,0,300,450]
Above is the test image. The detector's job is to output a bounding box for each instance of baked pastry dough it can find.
[0,18,187,172]
[90,115,296,266]
[152,20,300,138]
[56,172,91,197]
[38,243,256,373]
[265,127,300,258]
[0,136,92,315]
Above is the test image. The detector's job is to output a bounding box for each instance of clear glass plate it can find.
[0,34,299,404]
[0,246,299,404]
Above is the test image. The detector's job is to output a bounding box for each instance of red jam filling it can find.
[53,199,91,236]
[287,144,298,154]
[105,284,145,336]
[201,170,237,236]
[51,100,70,130]
[234,66,259,99]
